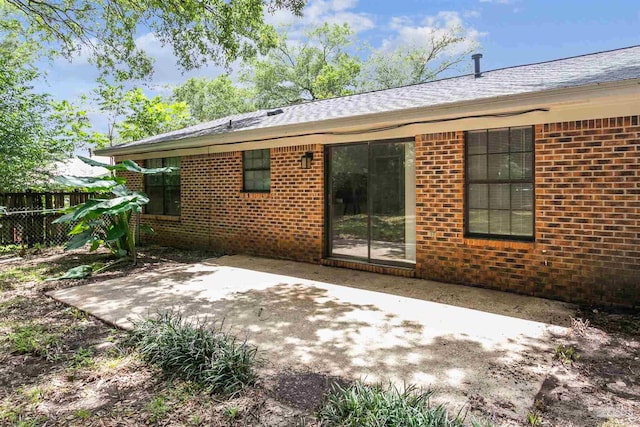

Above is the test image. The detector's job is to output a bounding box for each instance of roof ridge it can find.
[272,44,640,110]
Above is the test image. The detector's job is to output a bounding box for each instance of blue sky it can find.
[37,0,640,138]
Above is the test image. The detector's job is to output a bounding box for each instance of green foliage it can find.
[68,347,95,369]
[172,75,256,122]
[526,411,543,426]
[49,99,109,152]
[358,26,478,91]
[146,396,170,424]
[73,409,91,420]
[237,22,477,110]
[243,23,361,108]
[53,156,174,262]
[45,264,93,281]
[0,33,77,191]
[318,381,488,427]
[117,88,194,142]
[7,324,62,361]
[554,344,580,364]
[0,265,51,289]
[2,0,306,80]
[86,80,195,146]
[127,311,258,395]
[318,381,491,427]
[223,406,240,419]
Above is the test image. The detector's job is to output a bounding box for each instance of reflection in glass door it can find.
[327,139,415,265]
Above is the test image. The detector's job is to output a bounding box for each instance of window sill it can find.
[463,237,534,250]
[140,214,181,222]
[240,191,271,199]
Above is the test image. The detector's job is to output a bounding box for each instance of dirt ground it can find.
[1,246,639,426]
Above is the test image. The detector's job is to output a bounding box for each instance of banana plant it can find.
[53,156,174,264]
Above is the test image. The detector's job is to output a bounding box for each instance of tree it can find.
[87,82,194,147]
[93,77,127,146]
[357,26,478,91]
[116,89,194,142]
[172,76,255,122]
[0,34,78,191]
[1,0,306,80]
[242,23,361,108]
[54,156,173,264]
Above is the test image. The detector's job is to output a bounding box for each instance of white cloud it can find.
[265,0,375,33]
[463,10,481,19]
[380,11,486,55]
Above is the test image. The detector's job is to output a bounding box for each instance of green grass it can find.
[6,324,62,361]
[68,346,95,369]
[0,265,52,290]
[127,311,258,395]
[0,296,30,316]
[334,214,406,241]
[318,381,492,427]
[0,403,48,427]
[73,409,91,420]
[0,244,22,254]
[145,396,170,424]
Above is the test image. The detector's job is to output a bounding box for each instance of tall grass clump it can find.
[127,311,257,395]
[318,381,492,427]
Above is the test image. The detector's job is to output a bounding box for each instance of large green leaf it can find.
[105,224,127,242]
[69,222,88,236]
[55,175,118,191]
[65,229,94,250]
[111,184,133,197]
[52,211,76,224]
[78,156,176,175]
[65,195,141,222]
[46,265,93,281]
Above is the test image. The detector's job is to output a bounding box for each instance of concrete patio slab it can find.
[48,254,574,421]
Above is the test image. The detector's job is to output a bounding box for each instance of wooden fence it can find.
[0,191,91,246]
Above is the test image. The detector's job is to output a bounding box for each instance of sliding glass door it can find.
[327,139,415,266]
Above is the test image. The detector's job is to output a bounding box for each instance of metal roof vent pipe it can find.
[472,53,483,78]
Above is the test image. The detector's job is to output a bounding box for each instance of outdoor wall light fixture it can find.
[301,151,313,169]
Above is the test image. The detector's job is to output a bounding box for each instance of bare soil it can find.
[0,246,638,426]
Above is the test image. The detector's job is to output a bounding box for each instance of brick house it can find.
[96,46,640,306]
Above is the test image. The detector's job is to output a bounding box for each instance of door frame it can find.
[323,138,416,268]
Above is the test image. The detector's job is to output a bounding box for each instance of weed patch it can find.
[318,381,491,427]
[6,324,62,361]
[0,265,51,287]
[128,311,258,396]
[146,395,170,424]
[554,344,580,364]
[68,346,95,369]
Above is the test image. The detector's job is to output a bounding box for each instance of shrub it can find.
[127,311,257,395]
[318,381,491,427]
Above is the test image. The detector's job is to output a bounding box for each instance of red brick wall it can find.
[415,116,640,305]
[128,144,324,263]
[208,145,324,262]
[122,115,639,306]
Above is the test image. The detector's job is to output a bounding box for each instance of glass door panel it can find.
[370,142,416,263]
[329,144,369,260]
[327,140,415,265]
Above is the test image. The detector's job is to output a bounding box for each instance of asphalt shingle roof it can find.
[110,45,640,151]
